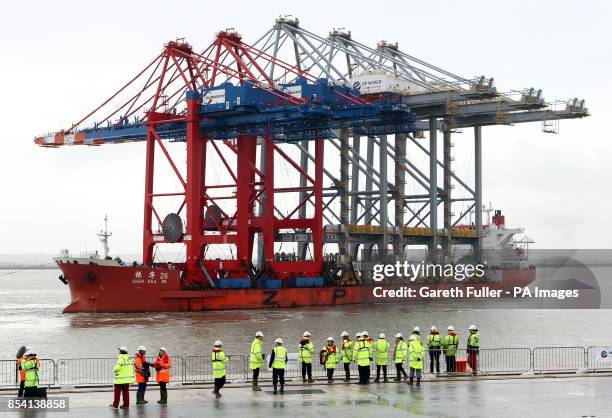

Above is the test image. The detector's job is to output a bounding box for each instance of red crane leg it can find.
[236,135,257,267]
[185,96,205,284]
[142,125,156,266]
[312,139,324,264]
[263,136,275,264]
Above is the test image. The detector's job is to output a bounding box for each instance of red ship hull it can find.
[57,262,536,313]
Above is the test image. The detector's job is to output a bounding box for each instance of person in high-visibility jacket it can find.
[427,326,442,374]
[134,345,151,405]
[340,331,353,382]
[374,333,390,383]
[443,325,459,373]
[320,337,338,383]
[153,347,172,404]
[466,324,480,375]
[353,333,372,384]
[21,349,40,398]
[16,346,30,398]
[393,333,408,381]
[250,331,264,391]
[211,340,229,399]
[298,331,315,383]
[268,338,288,394]
[407,335,424,387]
[111,346,135,409]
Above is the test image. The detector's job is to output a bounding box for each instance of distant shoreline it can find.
[0,266,57,270]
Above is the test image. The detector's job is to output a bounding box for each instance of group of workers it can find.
[14,325,479,407]
[248,324,480,395]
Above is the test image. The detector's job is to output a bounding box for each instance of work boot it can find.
[273,385,277,395]
[384,378,388,383]
[308,379,315,383]
[374,377,380,383]
[408,377,413,386]
[280,386,284,394]
[157,389,167,404]
[213,389,221,399]
[416,378,421,387]
[252,381,262,391]
[302,378,307,383]
[343,378,350,382]
[136,392,144,405]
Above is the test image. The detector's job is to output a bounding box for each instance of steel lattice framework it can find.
[36,19,589,285]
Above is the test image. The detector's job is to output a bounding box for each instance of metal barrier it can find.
[56,356,185,386]
[586,346,612,372]
[2,346,610,386]
[532,347,586,373]
[0,359,55,388]
[184,355,247,383]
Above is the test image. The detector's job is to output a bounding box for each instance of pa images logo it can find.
[352,81,361,91]
[601,350,608,359]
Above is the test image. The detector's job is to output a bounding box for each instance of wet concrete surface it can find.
[1,375,610,417]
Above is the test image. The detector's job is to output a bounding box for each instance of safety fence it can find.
[1,346,611,388]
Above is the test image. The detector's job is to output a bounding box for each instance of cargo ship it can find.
[55,210,535,313]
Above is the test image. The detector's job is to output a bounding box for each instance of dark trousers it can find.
[467,350,478,373]
[137,382,147,395]
[343,362,351,380]
[429,348,441,373]
[24,387,38,398]
[396,363,408,379]
[357,365,370,384]
[113,384,129,407]
[214,376,226,391]
[409,367,422,379]
[252,367,260,384]
[18,381,25,397]
[301,363,312,380]
[445,355,456,372]
[326,368,334,381]
[272,368,285,389]
[375,365,387,380]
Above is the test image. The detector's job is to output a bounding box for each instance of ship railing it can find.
[0,359,56,388]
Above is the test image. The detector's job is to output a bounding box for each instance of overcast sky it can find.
[0,0,610,256]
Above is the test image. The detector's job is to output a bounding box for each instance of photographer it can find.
[134,346,151,404]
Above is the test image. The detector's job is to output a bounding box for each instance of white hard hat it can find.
[327,337,334,341]
[395,333,403,338]
[138,345,147,352]
[29,349,37,355]
[255,331,264,337]
[118,346,128,352]
[379,333,385,339]
[275,338,283,344]
[356,332,362,338]
[448,325,455,331]
[362,330,368,336]
[214,340,223,347]
[431,326,437,332]
[341,331,349,337]
[25,349,33,356]
[159,347,167,352]
[413,326,420,333]
[469,324,477,331]
[303,331,311,337]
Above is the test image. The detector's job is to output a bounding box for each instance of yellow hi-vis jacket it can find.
[298,338,314,364]
[408,338,424,370]
[113,353,135,384]
[250,339,264,370]
[394,339,408,364]
[341,339,353,363]
[21,357,40,388]
[374,339,389,366]
[353,338,372,367]
[211,350,228,379]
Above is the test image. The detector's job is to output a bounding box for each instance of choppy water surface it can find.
[1,269,611,359]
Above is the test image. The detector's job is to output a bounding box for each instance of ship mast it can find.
[97,214,112,259]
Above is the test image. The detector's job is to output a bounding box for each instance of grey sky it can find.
[0,0,610,255]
